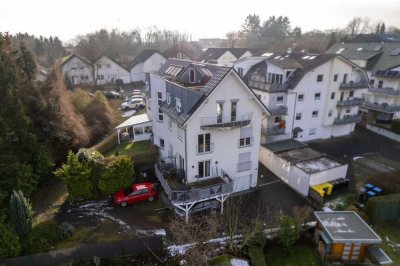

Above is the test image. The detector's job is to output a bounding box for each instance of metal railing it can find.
[269,105,288,116]
[196,143,214,155]
[237,161,252,172]
[336,98,364,107]
[248,79,288,93]
[339,81,369,90]
[155,164,233,204]
[262,125,286,136]
[363,102,400,113]
[201,113,252,129]
[333,114,362,125]
[369,86,400,95]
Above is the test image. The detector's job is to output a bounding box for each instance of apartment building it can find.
[234,52,369,143]
[327,43,400,124]
[148,59,269,221]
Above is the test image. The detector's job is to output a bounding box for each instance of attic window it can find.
[336,48,345,54]
[356,47,363,51]
[189,68,195,83]
[175,97,182,112]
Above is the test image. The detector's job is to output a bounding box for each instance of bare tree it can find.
[225,31,240,48]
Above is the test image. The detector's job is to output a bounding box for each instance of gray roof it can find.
[278,147,324,163]
[262,139,306,153]
[314,211,382,244]
[349,33,400,43]
[326,43,400,72]
[130,49,165,68]
[198,48,260,62]
[157,58,269,127]
[266,57,303,69]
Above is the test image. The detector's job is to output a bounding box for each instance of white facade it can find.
[130,52,167,82]
[61,55,93,85]
[234,55,368,143]
[95,56,131,85]
[259,145,348,196]
[150,70,266,193]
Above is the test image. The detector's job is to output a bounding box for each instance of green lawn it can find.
[374,223,400,265]
[104,140,151,157]
[265,244,323,266]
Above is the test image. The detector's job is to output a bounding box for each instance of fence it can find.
[2,236,163,266]
[366,124,400,142]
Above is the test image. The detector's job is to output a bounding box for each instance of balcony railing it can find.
[363,102,400,113]
[237,161,252,172]
[333,114,362,125]
[336,98,364,107]
[369,86,400,95]
[155,163,233,204]
[248,79,288,93]
[339,81,369,90]
[269,105,288,116]
[196,143,214,155]
[201,113,252,129]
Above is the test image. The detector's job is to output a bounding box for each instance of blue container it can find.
[372,187,382,194]
[367,191,376,197]
[365,184,374,190]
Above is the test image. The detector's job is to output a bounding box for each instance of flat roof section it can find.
[314,211,382,244]
[263,139,306,153]
[278,147,323,163]
[295,156,342,174]
[115,114,152,130]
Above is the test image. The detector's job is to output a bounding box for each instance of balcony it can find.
[269,105,288,116]
[248,78,288,93]
[155,163,233,204]
[333,114,362,125]
[363,102,400,113]
[196,143,214,155]
[336,98,364,107]
[339,81,369,90]
[369,86,400,96]
[201,113,252,130]
[237,161,252,172]
[262,125,286,136]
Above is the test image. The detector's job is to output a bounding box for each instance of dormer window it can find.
[189,68,195,83]
[176,97,182,112]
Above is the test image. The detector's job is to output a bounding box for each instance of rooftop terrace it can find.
[295,156,342,174]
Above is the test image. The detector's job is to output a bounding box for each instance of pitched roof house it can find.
[198,48,261,66]
[129,49,167,82]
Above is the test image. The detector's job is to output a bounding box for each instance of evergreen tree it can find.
[9,190,34,237]
[0,223,21,259]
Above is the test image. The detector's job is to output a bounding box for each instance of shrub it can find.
[58,222,75,239]
[0,223,21,259]
[277,213,301,250]
[9,190,34,237]
[99,156,134,194]
[76,148,104,165]
[54,151,93,199]
[22,221,59,254]
[366,193,400,224]
[92,132,118,154]
[71,88,92,112]
[245,220,267,266]
[390,120,400,134]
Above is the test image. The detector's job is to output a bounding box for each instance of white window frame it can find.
[312,110,319,118]
[159,138,165,149]
[314,93,321,100]
[298,94,304,102]
[189,68,195,83]
[295,113,302,120]
[198,160,211,178]
[175,97,182,112]
[276,96,284,105]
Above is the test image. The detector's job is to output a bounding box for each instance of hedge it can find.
[366,193,400,224]
[92,132,118,154]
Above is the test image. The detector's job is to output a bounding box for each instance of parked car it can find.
[121,98,145,110]
[114,183,157,207]
[104,90,122,99]
[174,200,220,217]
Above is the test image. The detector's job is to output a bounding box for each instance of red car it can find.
[113,183,157,207]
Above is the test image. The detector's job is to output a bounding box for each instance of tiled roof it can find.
[198,48,260,62]
[130,49,165,68]
[61,53,92,67]
[326,43,400,72]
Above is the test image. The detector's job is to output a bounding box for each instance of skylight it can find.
[274,56,281,59]
[308,55,317,60]
[262,52,274,57]
[356,47,363,51]
[336,48,345,54]
[302,56,310,59]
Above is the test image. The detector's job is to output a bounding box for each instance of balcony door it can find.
[198,160,211,178]
[217,102,224,123]
[231,101,237,122]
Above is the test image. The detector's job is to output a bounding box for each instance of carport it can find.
[115,114,153,144]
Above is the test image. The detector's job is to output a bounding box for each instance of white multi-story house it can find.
[234,52,369,143]
[148,59,269,221]
[130,49,167,83]
[61,53,93,85]
[95,55,131,85]
[198,48,260,66]
[327,43,400,124]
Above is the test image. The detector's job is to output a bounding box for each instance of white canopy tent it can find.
[115,113,153,143]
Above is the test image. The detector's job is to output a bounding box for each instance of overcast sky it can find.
[1,0,400,43]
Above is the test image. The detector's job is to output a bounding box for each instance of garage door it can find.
[233,175,251,192]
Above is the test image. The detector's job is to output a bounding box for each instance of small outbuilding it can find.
[115,113,153,143]
[314,211,392,265]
